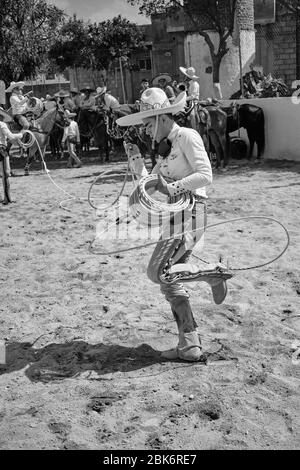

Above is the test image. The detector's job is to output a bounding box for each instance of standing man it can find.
[62,110,81,168]
[116,88,229,362]
[0,107,23,204]
[152,74,175,103]
[139,79,149,98]
[6,81,33,129]
[179,66,200,130]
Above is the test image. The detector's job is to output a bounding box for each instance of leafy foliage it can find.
[49,15,144,72]
[0,0,64,85]
[127,0,238,83]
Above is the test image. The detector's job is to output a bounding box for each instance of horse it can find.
[174,102,228,169]
[106,105,158,169]
[77,108,110,162]
[49,122,64,159]
[14,106,67,175]
[223,103,265,159]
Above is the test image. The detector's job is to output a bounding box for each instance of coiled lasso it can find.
[128,174,194,227]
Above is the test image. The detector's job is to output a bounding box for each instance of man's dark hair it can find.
[141,79,149,83]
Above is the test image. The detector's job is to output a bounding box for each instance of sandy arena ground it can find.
[0,153,299,450]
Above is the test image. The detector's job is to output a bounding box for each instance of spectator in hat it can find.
[62,110,81,168]
[6,81,33,130]
[0,107,24,204]
[95,86,121,113]
[179,66,200,129]
[70,88,82,111]
[79,87,96,110]
[44,94,56,112]
[179,66,200,102]
[55,90,76,112]
[152,74,175,103]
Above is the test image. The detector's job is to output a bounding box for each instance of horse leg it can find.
[0,155,12,204]
[24,150,32,176]
[104,134,110,163]
[247,132,255,160]
[208,131,222,169]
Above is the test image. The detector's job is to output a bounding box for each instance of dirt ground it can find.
[0,153,299,450]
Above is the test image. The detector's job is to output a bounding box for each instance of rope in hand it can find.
[17,131,290,271]
[88,148,290,271]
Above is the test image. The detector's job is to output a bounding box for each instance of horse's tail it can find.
[256,108,265,156]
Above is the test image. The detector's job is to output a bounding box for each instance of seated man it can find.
[6,81,33,130]
[55,90,76,112]
[95,86,122,113]
[179,66,200,130]
[79,87,96,111]
[152,74,175,103]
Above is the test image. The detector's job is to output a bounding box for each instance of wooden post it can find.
[119,57,126,104]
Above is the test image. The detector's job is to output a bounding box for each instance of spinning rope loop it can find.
[17,130,290,272]
[17,130,86,211]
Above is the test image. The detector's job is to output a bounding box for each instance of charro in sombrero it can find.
[0,106,13,123]
[116,87,186,127]
[5,81,25,93]
[179,66,199,80]
[96,86,107,96]
[152,73,172,87]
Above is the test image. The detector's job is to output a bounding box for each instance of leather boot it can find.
[161,297,202,362]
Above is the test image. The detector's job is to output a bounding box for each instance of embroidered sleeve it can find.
[166,129,212,196]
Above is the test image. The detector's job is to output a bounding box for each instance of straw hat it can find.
[152,73,172,87]
[96,86,107,96]
[70,88,79,94]
[116,88,186,127]
[0,106,13,123]
[55,90,70,98]
[179,66,199,80]
[65,109,77,118]
[5,81,25,93]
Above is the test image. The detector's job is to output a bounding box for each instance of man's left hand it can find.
[155,174,170,195]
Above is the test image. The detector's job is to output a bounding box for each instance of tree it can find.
[0,0,65,85]
[128,0,240,91]
[49,15,144,74]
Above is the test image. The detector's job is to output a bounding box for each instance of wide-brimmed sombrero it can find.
[5,81,25,93]
[179,66,199,80]
[152,73,172,87]
[0,106,13,123]
[65,109,77,118]
[96,86,107,96]
[80,86,95,94]
[55,90,70,98]
[116,88,186,127]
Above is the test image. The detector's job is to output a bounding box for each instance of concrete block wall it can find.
[222,96,300,161]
